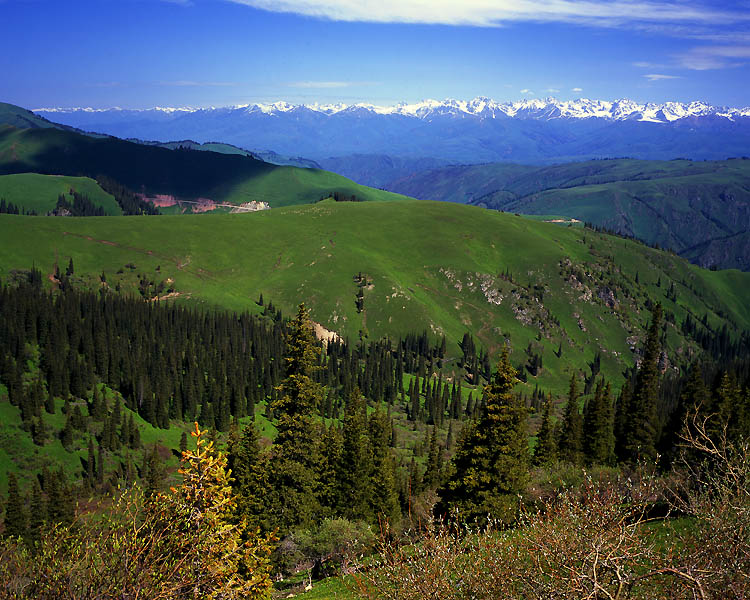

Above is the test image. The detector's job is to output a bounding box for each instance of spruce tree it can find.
[559,375,584,465]
[533,394,558,467]
[337,388,374,521]
[4,473,27,539]
[87,438,96,488]
[318,422,344,515]
[626,304,662,462]
[368,410,399,523]
[229,422,271,529]
[422,426,442,490]
[437,348,529,524]
[583,379,615,465]
[28,479,47,546]
[267,303,324,531]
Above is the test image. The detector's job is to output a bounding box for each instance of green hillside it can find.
[388,158,750,270]
[0,121,410,208]
[0,173,121,215]
[1,200,748,397]
[0,102,60,130]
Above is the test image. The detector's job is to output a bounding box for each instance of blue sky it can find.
[1,0,749,109]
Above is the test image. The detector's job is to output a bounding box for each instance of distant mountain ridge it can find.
[37,97,750,123]
[35,97,750,177]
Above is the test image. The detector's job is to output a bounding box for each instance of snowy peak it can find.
[35,97,750,124]
[227,97,749,123]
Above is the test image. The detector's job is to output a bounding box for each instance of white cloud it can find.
[571,87,583,92]
[676,44,750,69]
[644,73,681,80]
[227,0,750,28]
[545,87,561,93]
[520,88,534,94]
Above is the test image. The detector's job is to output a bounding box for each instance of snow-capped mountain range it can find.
[34,97,750,185]
[37,97,750,123]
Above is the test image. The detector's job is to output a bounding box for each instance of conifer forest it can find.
[1,258,749,598]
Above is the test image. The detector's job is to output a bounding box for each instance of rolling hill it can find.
[1,200,748,400]
[387,158,750,270]
[0,103,410,210]
[0,173,122,216]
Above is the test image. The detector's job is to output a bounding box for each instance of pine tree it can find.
[28,478,47,546]
[228,422,271,529]
[337,388,374,521]
[583,379,615,465]
[559,375,584,465]
[44,388,55,415]
[625,304,662,462]
[4,473,27,539]
[614,376,633,463]
[318,422,343,515]
[422,426,442,490]
[267,303,324,531]
[533,394,558,467]
[143,444,163,497]
[437,348,529,524]
[368,410,399,523]
[87,438,96,488]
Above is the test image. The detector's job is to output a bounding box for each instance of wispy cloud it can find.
[545,87,561,93]
[572,87,583,92]
[644,73,681,80]
[228,0,750,29]
[520,88,534,95]
[676,44,750,70]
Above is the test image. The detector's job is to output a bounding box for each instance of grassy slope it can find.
[1,200,748,400]
[504,167,750,252]
[0,125,410,208]
[388,158,750,268]
[0,173,122,215]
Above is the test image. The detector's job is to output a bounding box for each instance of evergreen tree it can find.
[86,438,96,488]
[337,389,374,521]
[44,388,55,415]
[228,422,271,529]
[143,444,163,497]
[422,426,442,490]
[583,379,615,465]
[533,394,558,467]
[318,422,344,515]
[559,375,584,465]
[267,303,324,531]
[437,348,529,524]
[4,473,27,539]
[614,377,633,463]
[28,478,47,546]
[625,304,663,462]
[368,409,399,523]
